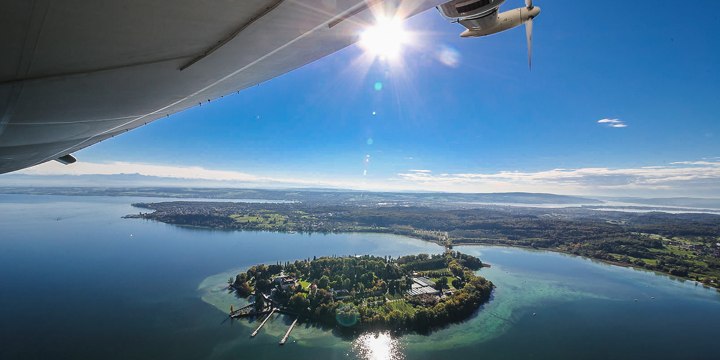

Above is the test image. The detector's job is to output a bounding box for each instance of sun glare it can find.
[352,332,403,360]
[359,17,408,60]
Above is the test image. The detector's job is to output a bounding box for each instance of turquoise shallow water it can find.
[1,194,719,360]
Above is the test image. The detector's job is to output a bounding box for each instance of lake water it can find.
[1,194,719,360]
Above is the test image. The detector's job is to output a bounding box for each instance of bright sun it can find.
[359,17,408,60]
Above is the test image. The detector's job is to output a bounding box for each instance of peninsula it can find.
[227,251,493,333]
[128,200,720,290]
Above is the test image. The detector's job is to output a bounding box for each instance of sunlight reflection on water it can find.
[352,332,404,360]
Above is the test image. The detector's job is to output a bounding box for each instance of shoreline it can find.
[452,241,720,291]
[124,211,720,292]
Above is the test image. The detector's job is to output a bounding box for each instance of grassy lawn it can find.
[229,213,289,228]
[429,275,457,290]
[664,245,696,257]
[386,300,416,315]
[643,258,658,266]
[231,213,287,223]
[417,268,452,278]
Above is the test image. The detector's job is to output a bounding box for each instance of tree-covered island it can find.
[228,251,493,333]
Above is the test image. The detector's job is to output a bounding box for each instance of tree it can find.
[288,293,310,315]
[318,275,330,289]
[233,273,248,287]
[414,308,431,331]
[377,279,388,293]
[235,281,252,296]
[435,277,448,290]
[254,292,265,312]
[255,278,271,292]
[451,278,463,289]
[360,272,374,287]
[449,263,462,277]
[342,278,352,290]
[335,304,360,327]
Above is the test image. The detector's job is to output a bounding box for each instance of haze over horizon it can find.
[2,0,718,198]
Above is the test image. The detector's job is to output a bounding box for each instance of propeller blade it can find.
[525,0,533,9]
[525,18,533,70]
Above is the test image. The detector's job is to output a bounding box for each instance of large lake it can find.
[1,194,719,359]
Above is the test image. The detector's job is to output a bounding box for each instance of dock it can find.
[251,308,276,337]
[229,303,255,318]
[279,318,298,345]
[230,303,274,319]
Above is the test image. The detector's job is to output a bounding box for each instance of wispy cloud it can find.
[597,118,628,128]
[5,159,720,197]
[396,160,720,196]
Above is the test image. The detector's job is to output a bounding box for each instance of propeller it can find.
[525,0,535,70]
[525,15,533,70]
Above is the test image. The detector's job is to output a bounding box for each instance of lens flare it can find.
[335,304,359,327]
[359,17,408,60]
[437,45,461,68]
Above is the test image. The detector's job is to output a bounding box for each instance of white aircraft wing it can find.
[0,0,442,174]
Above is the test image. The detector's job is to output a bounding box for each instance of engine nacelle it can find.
[460,6,540,37]
[437,0,505,21]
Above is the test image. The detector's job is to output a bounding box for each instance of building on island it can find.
[332,289,351,300]
[273,275,297,291]
[406,276,440,297]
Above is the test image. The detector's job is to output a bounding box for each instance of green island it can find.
[227,251,493,333]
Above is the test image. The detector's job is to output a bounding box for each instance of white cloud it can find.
[670,161,718,166]
[396,160,720,196]
[597,118,628,128]
[6,159,720,197]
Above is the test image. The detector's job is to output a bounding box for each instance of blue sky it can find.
[13,0,720,196]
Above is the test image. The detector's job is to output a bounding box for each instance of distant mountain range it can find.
[2,173,719,210]
[0,185,600,206]
[0,173,256,188]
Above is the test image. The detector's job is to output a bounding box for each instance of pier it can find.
[229,303,256,318]
[251,308,276,337]
[279,318,298,345]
